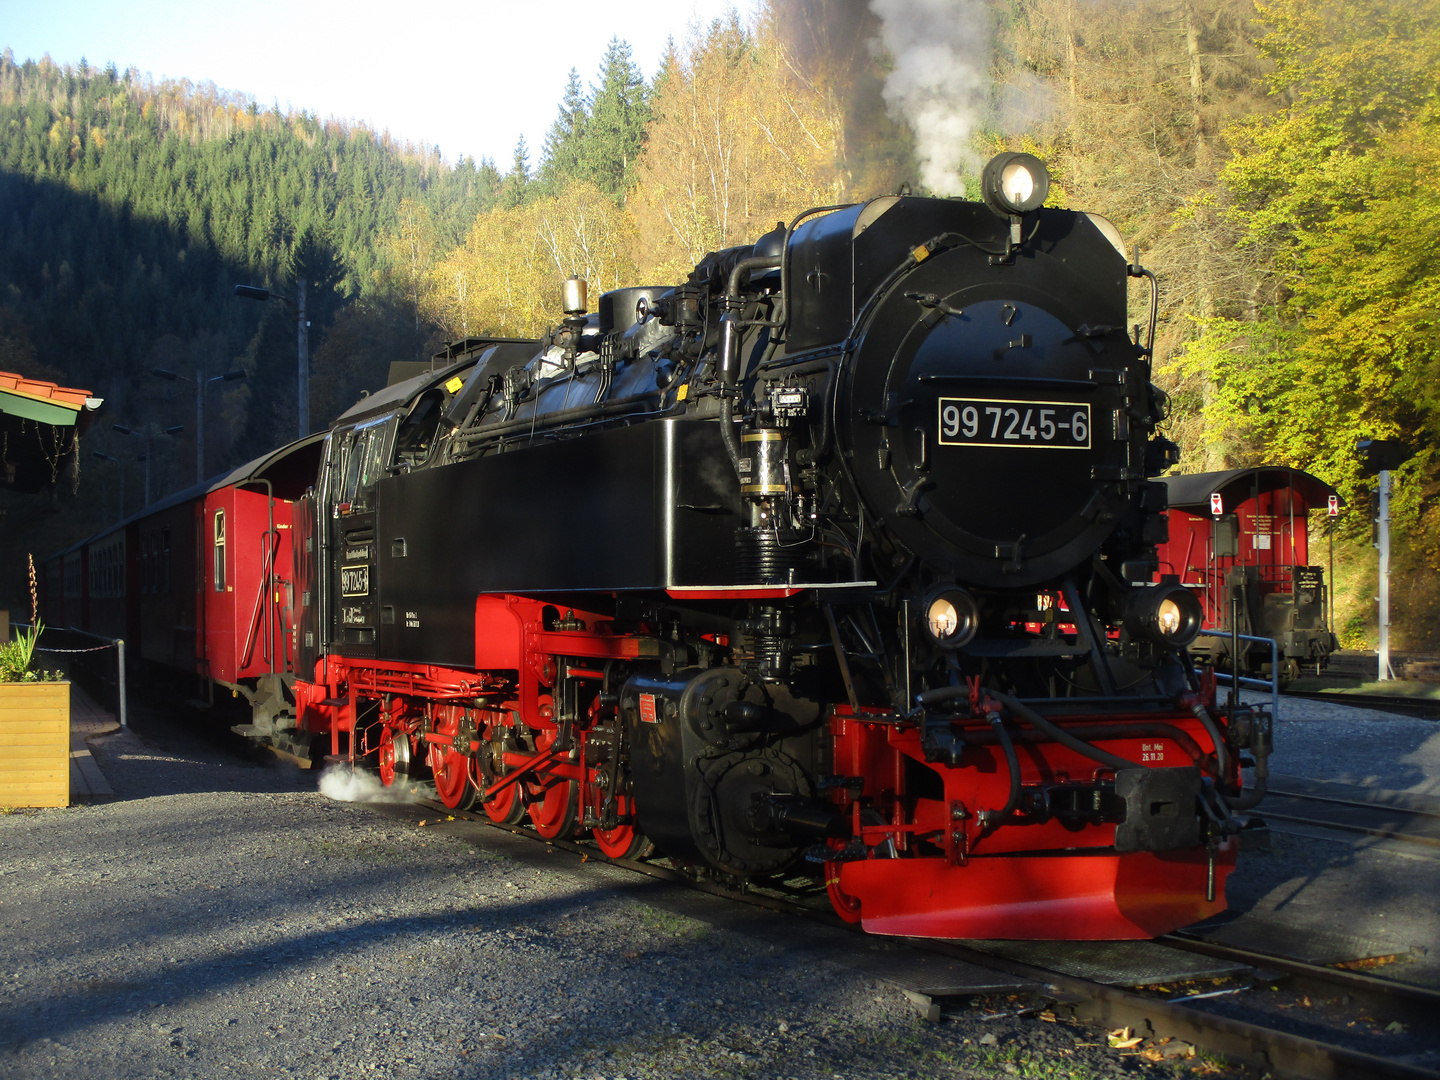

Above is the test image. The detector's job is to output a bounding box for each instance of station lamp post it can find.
[233,282,309,438]
[151,368,246,484]
[1357,438,1413,681]
[90,451,126,523]
[111,423,184,507]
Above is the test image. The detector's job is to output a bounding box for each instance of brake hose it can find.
[977,711,1022,831]
[989,691,1144,772]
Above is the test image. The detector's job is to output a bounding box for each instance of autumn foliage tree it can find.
[426,183,637,338]
[627,13,846,280]
[1178,0,1440,535]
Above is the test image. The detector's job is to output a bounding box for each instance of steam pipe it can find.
[1128,261,1159,359]
[1189,699,1230,781]
[915,684,968,706]
[453,392,671,446]
[718,253,783,475]
[1225,700,1271,811]
[721,254,784,383]
[1227,744,1268,810]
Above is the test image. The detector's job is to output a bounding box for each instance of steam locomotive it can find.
[48,153,1271,940]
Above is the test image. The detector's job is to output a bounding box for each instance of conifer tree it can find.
[501,136,531,207]
[582,38,651,197]
[539,69,588,192]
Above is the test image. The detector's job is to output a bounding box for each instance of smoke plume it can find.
[869,0,992,196]
[318,762,424,804]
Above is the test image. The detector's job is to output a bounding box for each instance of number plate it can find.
[340,564,370,597]
[938,398,1091,449]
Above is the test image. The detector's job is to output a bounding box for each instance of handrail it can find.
[1195,628,1279,720]
[15,622,127,728]
[239,530,279,673]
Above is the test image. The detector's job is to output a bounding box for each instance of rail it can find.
[421,795,1440,1080]
[15,622,127,728]
[1195,627,1279,720]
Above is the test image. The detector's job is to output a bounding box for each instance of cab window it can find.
[336,416,394,511]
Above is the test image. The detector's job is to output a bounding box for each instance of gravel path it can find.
[1223,692,1440,988]
[0,708,1175,1080]
[1251,691,1440,795]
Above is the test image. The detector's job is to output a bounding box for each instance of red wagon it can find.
[1157,467,1342,681]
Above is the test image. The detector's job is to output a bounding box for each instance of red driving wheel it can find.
[592,796,650,860]
[377,726,411,788]
[525,727,578,839]
[479,714,526,825]
[483,777,526,824]
[825,840,863,924]
[429,704,477,811]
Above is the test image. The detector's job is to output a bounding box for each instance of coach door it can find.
[328,415,396,658]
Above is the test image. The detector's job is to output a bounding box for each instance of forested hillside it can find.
[0,50,501,453]
[2,0,1437,647]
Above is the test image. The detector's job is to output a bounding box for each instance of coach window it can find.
[213,511,226,592]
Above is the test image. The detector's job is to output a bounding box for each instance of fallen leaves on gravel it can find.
[1335,954,1401,970]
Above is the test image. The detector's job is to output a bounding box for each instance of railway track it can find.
[1258,781,1440,848]
[414,795,1440,1080]
[1282,689,1440,720]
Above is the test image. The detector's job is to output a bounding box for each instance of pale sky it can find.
[1,0,763,167]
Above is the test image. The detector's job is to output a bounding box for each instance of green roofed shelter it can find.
[1,371,103,493]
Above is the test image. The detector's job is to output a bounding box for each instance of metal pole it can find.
[1378,468,1391,681]
[117,637,127,729]
[1328,515,1335,635]
[196,367,205,484]
[1230,591,1240,712]
[297,278,309,438]
[1287,472,1296,567]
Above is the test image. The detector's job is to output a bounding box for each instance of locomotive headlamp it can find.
[922,588,980,649]
[1123,584,1203,648]
[982,153,1050,216]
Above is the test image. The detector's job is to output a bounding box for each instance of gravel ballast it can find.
[0,710,1174,1080]
[1252,691,1440,794]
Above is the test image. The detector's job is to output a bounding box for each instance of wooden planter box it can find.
[0,682,71,808]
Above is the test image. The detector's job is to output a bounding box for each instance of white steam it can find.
[870,0,992,196]
[318,763,423,804]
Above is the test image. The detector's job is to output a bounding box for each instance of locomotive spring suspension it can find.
[734,526,806,585]
[736,604,790,681]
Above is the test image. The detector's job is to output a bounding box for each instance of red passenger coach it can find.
[1158,467,1341,680]
[41,436,324,723]
[199,483,298,685]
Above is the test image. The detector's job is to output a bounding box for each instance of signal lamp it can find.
[1123,584,1203,648]
[982,153,1050,216]
[921,587,980,650]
